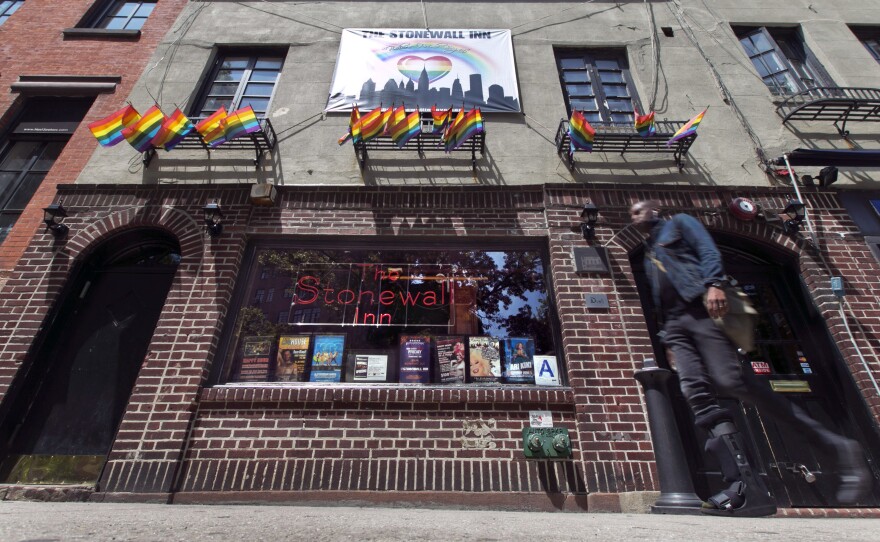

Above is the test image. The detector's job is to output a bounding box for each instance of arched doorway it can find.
[631,232,880,507]
[0,229,181,484]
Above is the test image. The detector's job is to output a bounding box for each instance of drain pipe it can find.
[781,154,819,247]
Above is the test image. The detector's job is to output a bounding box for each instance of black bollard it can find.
[634,359,704,514]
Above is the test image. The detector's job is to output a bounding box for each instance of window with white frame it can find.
[194,52,285,118]
[733,26,833,95]
[91,1,155,30]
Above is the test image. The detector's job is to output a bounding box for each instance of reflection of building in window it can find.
[733,26,832,95]
[91,1,156,30]
[266,288,274,302]
[193,51,285,117]
[554,49,641,123]
[260,267,269,279]
[291,308,320,323]
[277,310,289,324]
[254,289,265,304]
[283,288,293,299]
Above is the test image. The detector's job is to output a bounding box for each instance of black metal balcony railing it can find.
[554,119,697,170]
[353,118,485,171]
[775,87,880,138]
[142,117,278,168]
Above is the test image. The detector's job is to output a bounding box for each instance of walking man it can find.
[631,199,871,516]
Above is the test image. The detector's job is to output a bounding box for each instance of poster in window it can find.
[468,336,501,383]
[353,353,389,382]
[276,335,310,382]
[237,336,274,382]
[326,29,521,113]
[503,337,535,383]
[309,334,346,382]
[436,335,467,384]
[399,335,432,383]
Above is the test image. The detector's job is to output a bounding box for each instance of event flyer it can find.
[503,337,535,383]
[238,336,273,382]
[309,334,345,382]
[468,336,501,383]
[399,335,432,383]
[353,354,388,381]
[276,335,310,382]
[436,336,466,384]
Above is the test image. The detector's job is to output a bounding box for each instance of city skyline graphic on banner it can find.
[326,29,521,113]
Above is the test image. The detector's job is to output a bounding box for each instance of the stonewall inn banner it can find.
[326,29,521,113]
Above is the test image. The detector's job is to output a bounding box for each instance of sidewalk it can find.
[1,501,879,541]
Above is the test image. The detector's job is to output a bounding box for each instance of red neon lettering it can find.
[379,313,391,324]
[399,291,420,306]
[361,312,375,324]
[295,276,319,304]
[421,291,437,306]
[323,288,336,304]
[387,268,400,281]
[338,289,355,304]
[379,290,396,305]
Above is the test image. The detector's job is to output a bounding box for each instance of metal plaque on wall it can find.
[573,247,610,275]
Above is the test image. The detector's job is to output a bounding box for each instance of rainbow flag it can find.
[338,106,361,145]
[568,110,595,154]
[387,105,406,135]
[122,105,165,152]
[88,105,140,147]
[151,108,194,151]
[634,109,656,138]
[431,105,452,134]
[196,107,227,148]
[379,106,395,136]
[446,108,483,152]
[390,110,422,148]
[667,108,706,146]
[224,106,261,141]
[442,108,465,146]
[358,106,387,142]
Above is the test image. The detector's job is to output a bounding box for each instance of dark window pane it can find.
[559,58,586,70]
[739,36,759,57]
[254,58,284,70]
[249,70,280,83]
[565,84,593,96]
[0,172,19,200]
[749,32,774,54]
[606,98,633,111]
[562,71,589,83]
[200,97,233,114]
[215,69,245,83]
[6,172,46,210]
[598,71,624,83]
[569,98,598,111]
[220,58,250,70]
[244,83,276,97]
[603,84,631,97]
[0,141,40,171]
[240,97,270,114]
[611,113,633,123]
[33,142,66,171]
[594,59,622,70]
[206,82,240,96]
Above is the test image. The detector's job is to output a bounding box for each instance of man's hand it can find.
[705,286,729,319]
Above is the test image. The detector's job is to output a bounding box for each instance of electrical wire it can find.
[644,0,660,111]
[420,0,429,29]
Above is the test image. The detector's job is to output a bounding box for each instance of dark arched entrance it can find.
[0,229,180,484]
[631,232,880,507]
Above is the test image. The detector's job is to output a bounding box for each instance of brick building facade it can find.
[1,1,880,513]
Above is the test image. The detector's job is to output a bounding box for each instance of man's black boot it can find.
[701,422,777,517]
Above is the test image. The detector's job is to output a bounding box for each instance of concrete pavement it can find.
[1,502,880,541]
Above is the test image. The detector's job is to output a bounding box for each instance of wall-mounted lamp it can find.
[203,201,223,237]
[43,202,69,238]
[800,166,838,188]
[580,202,599,241]
[782,199,806,236]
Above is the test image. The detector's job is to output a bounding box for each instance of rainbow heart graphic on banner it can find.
[397,55,452,83]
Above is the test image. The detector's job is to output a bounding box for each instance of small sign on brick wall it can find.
[573,247,610,275]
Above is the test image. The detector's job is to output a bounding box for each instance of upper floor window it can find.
[555,49,640,124]
[0,1,23,26]
[92,1,155,30]
[734,26,832,95]
[194,52,285,118]
[850,27,880,64]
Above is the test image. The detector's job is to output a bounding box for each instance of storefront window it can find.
[220,244,562,386]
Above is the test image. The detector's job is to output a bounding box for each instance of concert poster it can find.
[237,336,273,382]
[275,335,310,382]
[468,336,501,383]
[399,335,432,383]
[436,336,467,384]
[309,334,345,382]
[503,337,535,384]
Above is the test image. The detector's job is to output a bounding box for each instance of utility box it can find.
[522,427,572,459]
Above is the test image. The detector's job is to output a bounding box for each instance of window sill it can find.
[62,28,141,40]
[200,383,574,408]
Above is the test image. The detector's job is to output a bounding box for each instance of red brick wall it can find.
[0,0,189,274]
[0,182,877,505]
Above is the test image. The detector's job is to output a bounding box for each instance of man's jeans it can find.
[662,305,842,449]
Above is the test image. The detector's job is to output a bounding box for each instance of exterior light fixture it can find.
[203,201,224,237]
[580,202,599,241]
[782,199,806,236]
[43,202,69,238]
[800,166,838,188]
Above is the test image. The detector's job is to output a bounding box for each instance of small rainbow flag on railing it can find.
[88,104,140,147]
[431,105,452,134]
[224,106,261,142]
[446,108,483,152]
[390,110,422,148]
[568,110,595,154]
[387,105,406,136]
[667,107,707,146]
[358,106,387,142]
[196,107,228,148]
[442,108,464,146]
[151,108,194,151]
[634,109,656,138]
[338,106,361,145]
[122,105,165,153]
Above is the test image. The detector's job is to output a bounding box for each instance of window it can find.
[734,26,832,95]
[555,49,641,124]
[219,244,562,385]
[194,52,285,118]
[851,27,880,64]
[93,1,155,30]
[0,98,93,244]
[266,288,274,302]
[0,1,23,26]
[254,289,265,304]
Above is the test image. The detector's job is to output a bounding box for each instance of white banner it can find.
[326,29,521,113]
